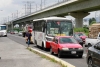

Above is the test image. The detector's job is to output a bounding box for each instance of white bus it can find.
[0,25,7,37]
[32,17,73,50]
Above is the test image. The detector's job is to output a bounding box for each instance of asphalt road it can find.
[0,36,61,67]
[7,34,88,67]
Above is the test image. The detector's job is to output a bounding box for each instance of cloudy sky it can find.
[0,0,99,24]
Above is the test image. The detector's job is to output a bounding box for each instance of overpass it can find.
[7,0,100,30]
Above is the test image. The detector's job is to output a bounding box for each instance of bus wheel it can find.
[35,40,38,47]
[42,43,46,51]
[4,35,7,37]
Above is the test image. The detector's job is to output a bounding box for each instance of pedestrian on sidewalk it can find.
[25,30,32,47]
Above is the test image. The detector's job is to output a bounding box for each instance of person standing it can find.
[25,30,32,47]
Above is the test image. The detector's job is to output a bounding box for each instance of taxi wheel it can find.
[88,58,94,67]
[58,50,61,58]
[50,48,54,55]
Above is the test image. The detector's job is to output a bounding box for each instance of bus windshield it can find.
[0,26,6,30]
[47,20,73,36]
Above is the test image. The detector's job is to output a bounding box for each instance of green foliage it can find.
[13,28,22,32]
[90,21,96,25]
[89,18,96,25]
[74,27,89,35]
[89,18,92,25]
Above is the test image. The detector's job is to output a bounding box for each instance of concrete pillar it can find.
[11,22,14,31]
[6,24,8,31]
[19,23,22,30]
[8,25,10,31]
[22,22,26,28]
[70,12,90,28]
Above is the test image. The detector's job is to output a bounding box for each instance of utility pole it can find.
[40,0,43,9]
[23,1,34,14]
[12,13,13,20]
[8,16,9,22]
[58,0,59,3]
[43,0,45,8]
[16,10,18,18]
[33,3,37,11]
[29,3,32,13]
[24,4,26,15]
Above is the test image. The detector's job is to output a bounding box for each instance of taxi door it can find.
[53,38,59,53]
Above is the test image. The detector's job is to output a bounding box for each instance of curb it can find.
[28,47,75,67]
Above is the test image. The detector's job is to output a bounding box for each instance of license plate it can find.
[71,51,76,54]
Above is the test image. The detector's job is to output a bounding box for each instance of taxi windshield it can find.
[59,37,78,44]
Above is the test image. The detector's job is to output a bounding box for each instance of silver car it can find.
[18,31,23,36]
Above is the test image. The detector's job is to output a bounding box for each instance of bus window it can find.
[0,26,6,30]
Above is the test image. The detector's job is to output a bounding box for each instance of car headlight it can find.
[78,48,83,50]
[62,48,69,51]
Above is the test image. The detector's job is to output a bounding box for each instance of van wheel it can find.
[50,48,54,55]
[88,58,94,67]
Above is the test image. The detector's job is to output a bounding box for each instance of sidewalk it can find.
[0,37,61,67]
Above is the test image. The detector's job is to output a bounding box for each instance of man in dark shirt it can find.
[25,30,32,47]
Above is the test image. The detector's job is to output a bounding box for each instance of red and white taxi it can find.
[50,36,83,58]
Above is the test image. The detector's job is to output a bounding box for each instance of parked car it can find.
[10,31,15,34]
[14,31,18,34]
[18,31,23,36]
[50,36,83,58]
[86,42,100,67]
[75,32,87,43]
[85,32,100,47]
[73,33,83,46]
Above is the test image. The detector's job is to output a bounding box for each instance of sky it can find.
[0,0,100,24]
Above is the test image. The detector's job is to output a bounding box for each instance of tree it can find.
[89,18,92,25]
[89,18,96,25]
[92,18,96,21]
[90,21,96,25]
